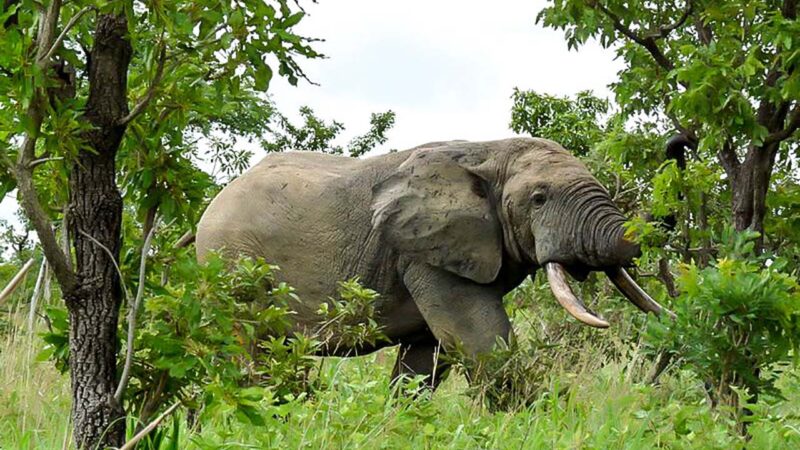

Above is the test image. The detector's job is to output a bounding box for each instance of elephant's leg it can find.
[391,336,449,390]
[401,262,512,358]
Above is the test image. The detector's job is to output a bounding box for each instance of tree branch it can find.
[593,2,675,71]
[693,17,713,45]
[717,138,740,177]
[15,140,76,291]
[27,258,48,331]
[117,43,167,126]
[38,5,94,65]
[27,156,65,169]
[763,104,800,145]
[174,230,195,249]
[783,0,797,20]
[0,258,35,305]
[34,0,62,67]
[644,1,693,40]
[13,0,76,293]
[115,216,159,403]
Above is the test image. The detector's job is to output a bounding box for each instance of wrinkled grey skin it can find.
[197,138,640,387]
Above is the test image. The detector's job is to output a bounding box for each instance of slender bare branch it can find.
[27,258,48,331]
[0,258,35,305]
[115,217,159,402]
[174,230,195,249]
[38,5,94,65]
[60,212,72,271]
[118,402,181,450]
[77,229,130,301]
[117,43,167,126]
[27,156,65,169]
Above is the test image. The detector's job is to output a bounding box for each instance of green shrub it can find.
[40,251,320,427]
[647,231,800,427]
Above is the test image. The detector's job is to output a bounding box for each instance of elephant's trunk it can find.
[581,204,639,268]
[544,186,674,326]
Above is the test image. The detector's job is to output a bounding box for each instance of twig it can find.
[77,229,130,301]
[138,371,169,427]
[174,230,195,249]
[592,2,675,70]
[117,42,167,126]
[643,1,693,40]
[118,401,181,450]
[648,351,675,385]
[28,259,48,331]
[27,156,65,169]
[115,217,159,402]
[0,258,35,304]
[38,5,95,65]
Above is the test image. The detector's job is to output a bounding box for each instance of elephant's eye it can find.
[532,191,547,208]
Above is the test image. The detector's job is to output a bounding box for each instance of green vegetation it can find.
[3,293,800,449]
[1,0,800,448]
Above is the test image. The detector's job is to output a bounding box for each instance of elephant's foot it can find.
[390,337,449,392]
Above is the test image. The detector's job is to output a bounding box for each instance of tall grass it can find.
[1,303,799,449]
[0,307,72,449]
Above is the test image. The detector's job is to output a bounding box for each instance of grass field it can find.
[2,304,799,449]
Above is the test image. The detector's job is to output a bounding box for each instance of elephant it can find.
[196,137,666,388]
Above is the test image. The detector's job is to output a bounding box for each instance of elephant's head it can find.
[372,138,667,327]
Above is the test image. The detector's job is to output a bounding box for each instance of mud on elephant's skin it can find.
[196,137,668,388]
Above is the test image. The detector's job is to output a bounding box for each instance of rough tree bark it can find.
[62,13,132,449]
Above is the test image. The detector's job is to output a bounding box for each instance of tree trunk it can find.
[722,142,779,436]
[63,13,132,449]
[728,144,778,238]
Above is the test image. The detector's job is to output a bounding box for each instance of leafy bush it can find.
[647,231,800,424]
[38,250,394,429]
[315,278,388,355]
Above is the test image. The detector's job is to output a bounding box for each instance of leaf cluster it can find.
[315,278,389,355]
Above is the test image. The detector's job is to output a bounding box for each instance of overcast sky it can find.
[268,0,622,152]
[0,0,621,228]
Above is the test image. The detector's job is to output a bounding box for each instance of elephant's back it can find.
[196,151,392,325]
[197,152,361,257]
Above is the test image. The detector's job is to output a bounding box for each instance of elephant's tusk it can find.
[605,267,676,319]
[544,263,609,328]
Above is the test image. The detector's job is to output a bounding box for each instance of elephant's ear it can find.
[371,149,502,283]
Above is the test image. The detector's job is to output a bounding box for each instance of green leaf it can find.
[253,62,273,92]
